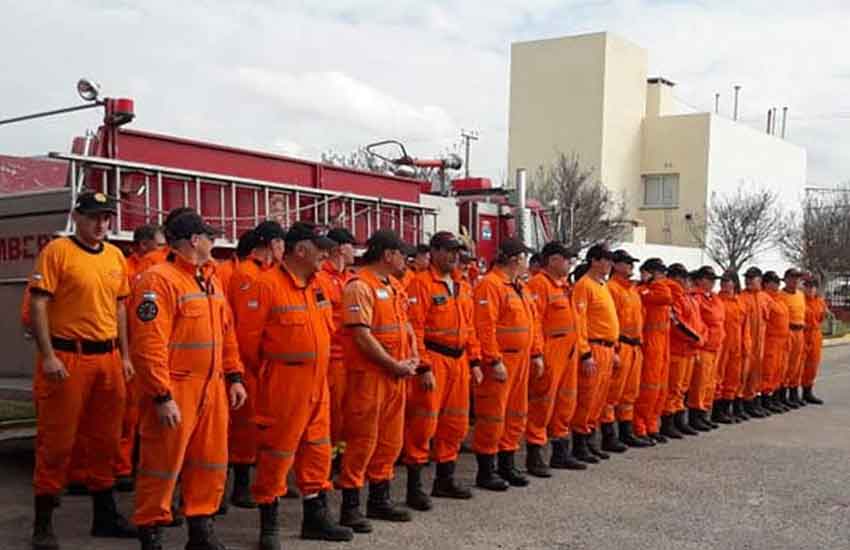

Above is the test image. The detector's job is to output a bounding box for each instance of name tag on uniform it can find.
[376,288,390,300]
[432,295,448,306]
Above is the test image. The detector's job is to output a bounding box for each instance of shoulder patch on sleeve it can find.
[478,299,489,305]
[348,304,361,312]
[136,300,159,322]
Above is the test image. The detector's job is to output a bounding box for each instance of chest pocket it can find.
[179,299,207,319]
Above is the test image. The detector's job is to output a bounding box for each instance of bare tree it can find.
[687,186,783,272]
[528,152,629,248]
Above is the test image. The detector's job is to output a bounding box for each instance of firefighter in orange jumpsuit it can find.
[688,266,726,427]
[602,249,648,452]
[740,267,772,417]
[524,242,587,476]
[761,271,792,414]
[225,221,285,510]
[472,238,542,488]
[570,245,619,463]
[235,222,352,549]
[29,192,138,550]
[779,268,808,408]
[634,258,673,444]
[403,231,482,508]
[315,228,358,466]
[131,210,247,550]
[715,272,752,422]
[802,278,827,404]
[336,230,419,532]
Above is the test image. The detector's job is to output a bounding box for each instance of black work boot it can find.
[258,500,281,550]
[185,515,225,550]
[432,461,472,499]
[660,415,684,439]
[648,432,668,444]
[229,464,257,509]
[115,476,135,493]
[366,480,411,522]
[760,394,779,414]
[32,495,59,550]
[803,386,824,405]
[712,400,734,424]
[550,438,588,470]
[339,489,372,533]
[301,492,353,541]
[586,430,610,460]
[90,489,137,538]
[405,464,433,511]
[688,409,712,432]
[618,421,653,448]
[772,391,790,412]
[743,399,764,418]
[497,451,530,486]
[733,398,750,421]
[789,387,805,407]
[138,525,164,550]
[600,423,628,453]
[783,387,800,409]
[572,433,599,462]
[674,411,698,436]
[525,443,552,478]
[474,454,509,491]
[703,410,720,429]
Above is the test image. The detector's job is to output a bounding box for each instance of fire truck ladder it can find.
[50,153,436,245]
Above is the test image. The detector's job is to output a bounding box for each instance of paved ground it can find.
[1,346,848,550]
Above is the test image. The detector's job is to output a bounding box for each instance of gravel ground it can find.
[1,346,848,550]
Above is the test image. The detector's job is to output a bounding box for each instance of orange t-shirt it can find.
[572,274,619,348]
[29,236,129,341]
[779,289,806,326]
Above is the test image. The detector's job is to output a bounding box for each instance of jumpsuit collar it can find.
[280,261,313,290]
[610,273,634,289]
[539,268,568,289]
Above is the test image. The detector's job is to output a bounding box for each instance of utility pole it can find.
[460,129,479,179]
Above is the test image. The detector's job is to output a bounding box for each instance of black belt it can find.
[51,337,117,355]
[619,335,642,346]
[425,340,464,359]
[588,338,615,348]
[790,324,805,332]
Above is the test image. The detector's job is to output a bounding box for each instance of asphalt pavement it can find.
[1,346,848,550]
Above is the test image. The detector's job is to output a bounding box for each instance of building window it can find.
[643,174,679,208]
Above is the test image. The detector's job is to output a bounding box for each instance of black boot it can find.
[32,495,59,550]
[803,386,824,405]
[525,443,552,477]
[789,387,805,407]
[770,391,789,412]
[688,409,711,432]
[712,400,734,424]
[550,438,588,470]
[497,451,530,486]
[586,430,610,460]
[115,476,135,493]
[733,398,750,421]
[759,394,779,414]
[90,489,137,538]
[660,415,684,439]
[474,454,509,491]
[674,411,698,436]
[703,410,720,429]
[301,492,353,541]
[782,387,799,409]
[258,499,281,550]
[572,433,599,462]
[339,489,372,533]
[618,421,653,448]
[600,423,628,453]
[743,399,764,418]
[186,516,225,550]
[405,464,432,511]
[366,481,411,522]
[432,461,472,499]
[648,432,668,444]
[138,525,164,550]
[229,464,256,509]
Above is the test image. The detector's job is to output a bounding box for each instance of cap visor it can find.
[77,205,118,215]
[313,236,337,250]
[203,224,224,237]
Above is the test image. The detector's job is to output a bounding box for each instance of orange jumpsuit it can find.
[664,281,704,416]
[739,289,770,400]
[337,268,412,489]
[571,275,619,435]
[525,271,582,446]
[472,268,542,454]
[779,289,807,389]
[404,266,481,464]
[315,260,354,449]
[716,292,752,401]
[634,279,673,436]
[605,275,644,424]
[30,237,129,496]
[761,291,790,394]
[131,256,244,525]
[688,291,725,411]
[216,256,239,299]
[803,295,827,388]
[236,264,334,503]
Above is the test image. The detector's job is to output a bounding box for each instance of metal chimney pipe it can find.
[516,168,527,209]
[515,168,532,248]
[733,85,741,120]
[781,106,788,138]
[715,93,720,114]
[766,109,772,133]
[773,107,779,134]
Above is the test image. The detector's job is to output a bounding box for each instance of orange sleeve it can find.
[571,281,592,358]
[115,251,131,299]
[406,275,430,367]
[29,240,63,296]
[741,299,752,356]
[530,295,544,357]
[221,298,244,376]
[342,280,374,327]
[20,285,32,330]
[473,278,503,365]
[644,280,674,306]
[129,271,176,399]
[235,276,274,372]
[526,277,549,330]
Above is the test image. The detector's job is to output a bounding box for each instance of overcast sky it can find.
[1,0,848,188]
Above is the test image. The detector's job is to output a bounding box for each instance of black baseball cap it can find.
[429,231,463,250]
[285,221,336,249]
[366,229,416,256]
[640,258,666,273]
[74,191,117,215]
[744,266,763,279]
[165,211,223,241]
[763,271,781,284]
[720,270,738,282]
[696,265,721,280]
[783,268,803,280]
[327,227,357,246]
[667,263,689,279]
[540,241,579,260]
[253,221,286,245]
[611,249,639,264]
[499,237,534,258]
[236,229,259,259]
[586,243,613,262]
